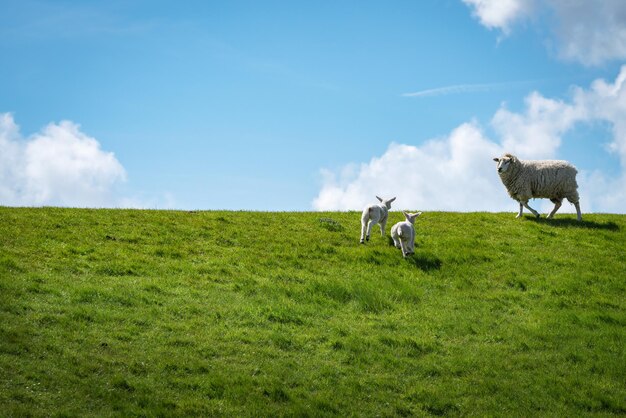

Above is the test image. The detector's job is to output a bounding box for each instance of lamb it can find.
[391,211,422,257]
[493,153,582,221]
[360,196,396,244]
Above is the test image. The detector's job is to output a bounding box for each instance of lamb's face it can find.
[382,197,396,209]
[403,211,422,224]
[494,156,513,174]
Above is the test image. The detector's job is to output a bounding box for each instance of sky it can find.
[1,0,626,213]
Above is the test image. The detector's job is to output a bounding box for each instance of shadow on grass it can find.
[387,237,443,271]
[406,252,442,271]
[527,216,620,231]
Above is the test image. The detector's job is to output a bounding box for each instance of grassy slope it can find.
[0,207,624,417]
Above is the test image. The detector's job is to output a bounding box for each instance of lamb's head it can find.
[493,153,518,174]
[403,211,422,224]
[376,196,396,209]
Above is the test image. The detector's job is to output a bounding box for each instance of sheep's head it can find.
[403,211,422,224]
[493,153,517,174]
[376,196,396,209]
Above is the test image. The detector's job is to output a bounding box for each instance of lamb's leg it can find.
[392,233,401,249]
[407,230,415,255]
[379,219,387,237]
[516,202,524,218]
[399,240,408,258]
[365,211,380,241]
[547,198,562,219]
[366,220,375,241]
[521,200,540,218]
[360,218,368,244]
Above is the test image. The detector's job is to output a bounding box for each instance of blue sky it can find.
[1,0,626,212]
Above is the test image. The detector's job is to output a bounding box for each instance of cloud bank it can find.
[463,0,626,66]
[313,68,626,214]
[0,113,128,207]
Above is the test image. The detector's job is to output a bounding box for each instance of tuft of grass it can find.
[318,217,344,232]
[0,207,625,416]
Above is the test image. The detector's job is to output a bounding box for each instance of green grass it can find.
[1,207,625,416]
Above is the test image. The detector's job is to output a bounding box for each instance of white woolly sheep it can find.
[391,211,422,257]
[360,196,396,244]
[493,153,582,221]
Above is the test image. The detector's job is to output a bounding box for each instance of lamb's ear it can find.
[493,157,500,162]
[376,196,383,202]
[389,197,396,203]
[415,211,422,217]
[403,211,410,221]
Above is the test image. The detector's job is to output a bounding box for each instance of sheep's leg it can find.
[565,193,582,221]
[516,202,524,218]
[547,198,562,219]
[574,201,582,221]
[521,200,540,218]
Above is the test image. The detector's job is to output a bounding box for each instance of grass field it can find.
[1,207,625,416]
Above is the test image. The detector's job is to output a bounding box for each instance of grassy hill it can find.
[1,207,625,416]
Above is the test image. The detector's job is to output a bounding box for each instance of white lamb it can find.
[360,196,396,244]
[391,211,422,257]
[493,153,582,221]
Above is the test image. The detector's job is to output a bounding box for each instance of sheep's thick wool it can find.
[495,153,582,221]
[499,158,579,203]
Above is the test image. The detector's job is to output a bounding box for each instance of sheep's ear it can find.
[376,196,383,202]
[493,157,500,162]
[403,211,410,220]
[389,197,396,203]
[415,211,422,217]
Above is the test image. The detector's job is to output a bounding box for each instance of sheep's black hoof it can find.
[360,240,365,244]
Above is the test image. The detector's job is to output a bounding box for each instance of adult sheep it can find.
[493,153,582,221]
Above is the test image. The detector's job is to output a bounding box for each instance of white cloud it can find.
[0,113,128,207]
[463,0,626,66]
[583,68,626,166]
[462,0,531,34]
[492,91,587,159]
[313,68,626,214]
[313,123,508,212]
[549,0,626,66]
